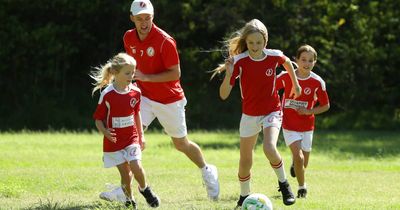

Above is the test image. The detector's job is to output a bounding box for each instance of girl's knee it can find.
[293,153,304,162]
[263,144,277,155]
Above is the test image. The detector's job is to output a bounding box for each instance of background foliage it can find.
[1,0,399,131]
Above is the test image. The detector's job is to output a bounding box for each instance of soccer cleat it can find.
[290,163,296,177]
[201,164,220,200]
[297,188,307,198]
[125,199,138,210]
[139,186,160,208]
[235,194,249,208]
[278,180,296,206]
[99,185,126,203]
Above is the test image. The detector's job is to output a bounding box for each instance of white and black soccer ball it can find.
[241,193,273,210]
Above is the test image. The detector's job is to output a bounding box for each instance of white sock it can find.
[299,183,307,190]
[139,184,147,192]
[271,160,286,182]
[239,174,251,196]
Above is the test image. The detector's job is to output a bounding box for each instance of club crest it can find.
[146,47,155,57]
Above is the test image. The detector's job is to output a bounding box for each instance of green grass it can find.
[0,130,399,209]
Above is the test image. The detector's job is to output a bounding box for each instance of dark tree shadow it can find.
[193,130,400,158]
[312,130,400,158]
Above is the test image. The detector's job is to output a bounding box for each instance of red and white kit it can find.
[123,24,184,104]
[93,84,141,152]
[276,71,330,131]
[230,49,286,116]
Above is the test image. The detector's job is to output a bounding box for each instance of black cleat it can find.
[236,194,249,208]
[278,180,296,206]
[125,200,137,210]
[297,188,307,198]
[290,163,296,177]
[140,186,160,208]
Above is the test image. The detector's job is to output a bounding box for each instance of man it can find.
[100,0,220,203]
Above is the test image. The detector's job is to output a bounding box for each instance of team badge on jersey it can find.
[304,87,312,95]
[265,68,273,76]
[146,47,155,57]
[130,98,137,108]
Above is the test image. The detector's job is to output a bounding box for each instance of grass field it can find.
[0,130,399,209]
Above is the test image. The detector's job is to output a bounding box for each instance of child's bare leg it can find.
[117,162,133,200]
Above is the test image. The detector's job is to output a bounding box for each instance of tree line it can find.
[0,0,399,131]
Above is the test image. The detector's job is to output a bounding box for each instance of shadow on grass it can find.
[307,130,399,158]
[24,199,127,210]
[194,130,400,158]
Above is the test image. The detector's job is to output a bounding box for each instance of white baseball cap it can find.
[130,0,154,15]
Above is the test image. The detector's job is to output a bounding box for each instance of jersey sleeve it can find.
[93,96,107,121]
[161,38,180,69]
[131,84,141,114]
[229,64,240,86]
[278,54,287,65]
[123,31,131,54]
[316,84,329,106]
[134,94,141,114]
[276,72,286,90]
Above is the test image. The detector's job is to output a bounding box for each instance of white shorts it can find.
[140,96,188,138]
[239,111,282,137]
[282,129,314,152]
[103,144,142,168]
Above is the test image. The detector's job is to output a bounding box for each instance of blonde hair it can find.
[210,19,268,79]
[90,52,136,95]
[296,44,317,61]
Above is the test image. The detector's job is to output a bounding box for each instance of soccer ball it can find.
[241,193,273,210]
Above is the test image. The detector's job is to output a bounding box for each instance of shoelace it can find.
[278,185,290,195]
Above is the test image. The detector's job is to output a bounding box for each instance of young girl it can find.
[212,19,301,207]
[91,52,160,209]
[276,45,330,198]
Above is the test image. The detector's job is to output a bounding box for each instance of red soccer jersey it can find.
[230,49,286,116]
[93,84,141,152]
[276,71,330,131]
[123,24,184,104]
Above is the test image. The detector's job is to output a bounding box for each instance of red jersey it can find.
[123,24,184,104]
[93,84,141,152]
[230,49,286,116]
[276,71,330,131]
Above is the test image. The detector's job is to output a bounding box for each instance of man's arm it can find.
[134,64,180,82]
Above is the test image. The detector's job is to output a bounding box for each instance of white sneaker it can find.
[99,184,127,203]
[201,164,220,200]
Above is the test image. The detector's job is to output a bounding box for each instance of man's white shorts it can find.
[239,111,282,137]
[103,144,142,168]
[140,96,187,138]
[282,129,314,152]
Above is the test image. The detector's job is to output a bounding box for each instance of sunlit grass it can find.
[0,130,399,209]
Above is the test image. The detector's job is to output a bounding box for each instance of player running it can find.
[212,19,301,208]
[276,44,330,198]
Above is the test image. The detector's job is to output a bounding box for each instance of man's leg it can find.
[172,136,219,200]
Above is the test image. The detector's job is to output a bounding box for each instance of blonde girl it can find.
[91,52,159,209]
[213,19,301,208]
